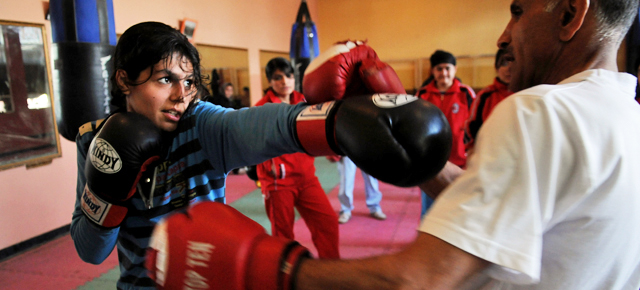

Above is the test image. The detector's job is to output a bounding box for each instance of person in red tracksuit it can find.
[464,48,514,153]
[254,57,340,259]
[416,50,475,217]
[417,50,476,168]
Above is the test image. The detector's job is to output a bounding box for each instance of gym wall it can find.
[314,0,628,91]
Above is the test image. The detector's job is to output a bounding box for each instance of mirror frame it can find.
[0,20,61,171]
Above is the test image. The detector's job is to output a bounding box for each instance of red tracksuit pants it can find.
[262,176,340,259]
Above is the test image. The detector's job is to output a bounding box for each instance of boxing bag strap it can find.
[295,0,311,23]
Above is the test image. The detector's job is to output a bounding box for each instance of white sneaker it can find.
[370,210,387,220]
[338,211,351,224]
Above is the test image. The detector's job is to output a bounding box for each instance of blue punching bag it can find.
[290,0,319,93]
[49,0,117,141]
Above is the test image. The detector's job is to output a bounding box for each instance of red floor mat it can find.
[224,173,260,203]
[293,169,422,259]
[0,235,118,290]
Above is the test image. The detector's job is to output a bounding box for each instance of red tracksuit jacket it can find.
[464,77,513,151]
[254,89,316,189]
[416,78,475,168]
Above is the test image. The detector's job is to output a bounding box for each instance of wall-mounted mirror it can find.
[0,21,61,171]
[196,44,251,108]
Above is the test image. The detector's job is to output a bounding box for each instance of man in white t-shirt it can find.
[143,0,640,289]
[291,0,640,289]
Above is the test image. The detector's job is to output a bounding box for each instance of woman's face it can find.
[269,69,295,98]
[121,53,196,132]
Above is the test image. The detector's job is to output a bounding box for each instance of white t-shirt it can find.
[419,69,640,290]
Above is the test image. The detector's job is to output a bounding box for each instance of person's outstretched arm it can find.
[296,232,489,290]
[419,161,465,199]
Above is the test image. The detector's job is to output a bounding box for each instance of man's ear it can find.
[559,0,589,41]
[115,69,130,95]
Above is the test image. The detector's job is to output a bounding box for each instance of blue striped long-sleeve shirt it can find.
[71,101,307,289]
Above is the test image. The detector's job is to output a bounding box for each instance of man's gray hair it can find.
[593,0,639,43]
[544,0,639,43]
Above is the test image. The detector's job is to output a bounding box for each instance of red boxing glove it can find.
[302,40,405,104]
[146,202,310,290]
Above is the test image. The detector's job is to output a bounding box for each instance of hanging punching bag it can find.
[49,0,117,141]
[290,0,319,93]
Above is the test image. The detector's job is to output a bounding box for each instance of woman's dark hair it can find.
[197,83,211,100]
[265,57,294,81]
[110,21,203,109]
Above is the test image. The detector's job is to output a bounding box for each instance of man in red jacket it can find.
[416,50,475,216]
[416,50,475,168]
[254,57,340,259]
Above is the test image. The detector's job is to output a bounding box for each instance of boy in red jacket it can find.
[416,50,475,216]
[254,57,340,259]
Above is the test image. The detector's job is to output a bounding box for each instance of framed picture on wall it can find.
[180,18,197,42]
